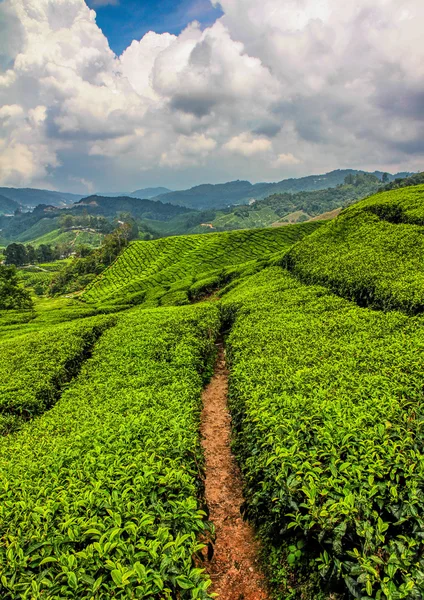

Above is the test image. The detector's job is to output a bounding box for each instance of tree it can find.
[5,243,28,266]
[59,214,74,230]
[36,244,55,263]
[0,265,33,309]
[382,172,389,183]
[26,244,36,264]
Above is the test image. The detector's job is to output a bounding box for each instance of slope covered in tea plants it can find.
[0,302,220,599]
[285,184,424,313]
[82,222,321,306]
[221,267,424,599]
[0,314,113,434]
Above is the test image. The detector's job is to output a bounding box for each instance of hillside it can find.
[83,222,321,305]
[0,187,83,208]
[211,172,381,229]
[284,183,424,313]
[73,195,191,219]
[98,187,172,198]
[1,184,424,599]
[153,169,411,209]
[129,186,173,198]
[0,194,20,216]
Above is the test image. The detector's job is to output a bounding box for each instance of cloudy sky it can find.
[0,0,423,193]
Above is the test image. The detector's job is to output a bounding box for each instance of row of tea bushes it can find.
[0,315,114,434]
[0,303,220,598]
[82,224,317,306]
[284,185,424,314]
[221,267,424,600]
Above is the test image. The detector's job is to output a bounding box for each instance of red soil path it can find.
[200,344,269,600]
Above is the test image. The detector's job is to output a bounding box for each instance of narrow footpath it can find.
[201,343,268,600]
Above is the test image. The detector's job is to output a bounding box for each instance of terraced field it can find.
[83,223,321,305]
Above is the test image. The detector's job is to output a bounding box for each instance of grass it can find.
[0,315,114,434]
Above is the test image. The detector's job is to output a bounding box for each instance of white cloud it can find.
[224,133,272,156]
[161,133,217,167]
[273,153,302,167]
[0,0,424,192]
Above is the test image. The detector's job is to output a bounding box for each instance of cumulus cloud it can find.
[224,133,272,157]
[0,0,423,191]
[273,153,302,167]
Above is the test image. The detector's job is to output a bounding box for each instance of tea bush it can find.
[0,302,220,598]
[222,267,424,600]
[284,185,424,314]
[0,315,114,433]
[83,223,320,306]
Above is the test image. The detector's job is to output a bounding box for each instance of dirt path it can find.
[201,343,268,600]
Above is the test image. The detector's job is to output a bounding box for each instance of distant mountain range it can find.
[98,187,173,199]
[0,170,414,214]
[0,187,84,209]
[74,196,190,219]
[151,170,413,210]
[0,194,21,215]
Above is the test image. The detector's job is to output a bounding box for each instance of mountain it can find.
[129,187,173,199]
[153,170,413,210]
[0,194,20,215]
[97,187,173,199]
[0,187,83,208]
[72,195,191,220]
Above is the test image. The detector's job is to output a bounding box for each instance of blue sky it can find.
[86,0,224,55]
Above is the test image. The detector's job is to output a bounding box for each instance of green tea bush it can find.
[0,315,114,433]
[83,224,318,306]
[0,303,220,599]
[284,185,424,314]
[222,267,424,600]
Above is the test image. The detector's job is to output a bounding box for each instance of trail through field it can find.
[201,344,268,600]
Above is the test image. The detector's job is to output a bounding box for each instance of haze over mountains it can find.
[0,170,412,213]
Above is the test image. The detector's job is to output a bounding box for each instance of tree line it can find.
[3,243,62,267]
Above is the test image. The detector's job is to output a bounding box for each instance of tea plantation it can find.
[1,185,424,599]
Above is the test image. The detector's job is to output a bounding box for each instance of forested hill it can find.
[73,195,191,219]
[0,187,83,208]
[153,169,412,209]
[211,172,382,229]
[0,194,20,215]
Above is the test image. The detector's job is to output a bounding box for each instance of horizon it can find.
[0,167,413,196]
[1,1,423,194]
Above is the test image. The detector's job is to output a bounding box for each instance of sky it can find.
[0,0,423,194]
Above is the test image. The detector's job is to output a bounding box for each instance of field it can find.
[1,185,424,599]
[17,260,72,294]
[285,184,424,313]
[83,223,321,305]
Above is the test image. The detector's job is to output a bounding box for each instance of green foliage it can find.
[0,303,220,598]
[221,267,424,599]
[381,172,424,192]
[0,265,33,310]
[0,315,114,433]
[284,184,424,313]
[211,173,381,230]
[83,223,321,306]
[49,225,135,295]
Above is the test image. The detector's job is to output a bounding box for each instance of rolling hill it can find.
[153,169,412,209]
[0,194,20,215]
[0,187,83,208]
